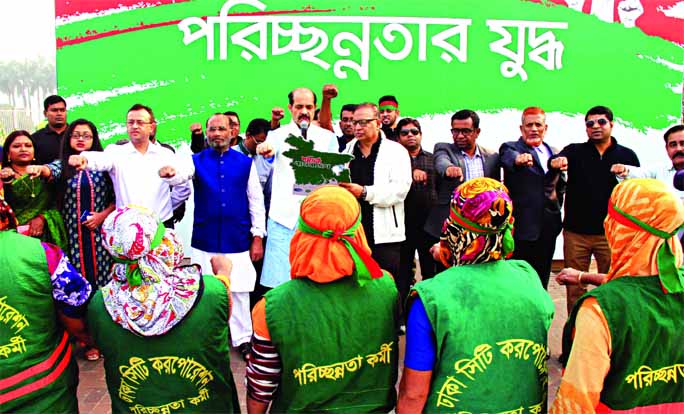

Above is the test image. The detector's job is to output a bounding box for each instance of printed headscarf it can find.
[101,205,201,336]
[439,177,514,267]
[291,186,383,285]
[605,178,684,293]
[0,197,17,231]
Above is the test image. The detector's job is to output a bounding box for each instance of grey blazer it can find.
[424,143,501,238]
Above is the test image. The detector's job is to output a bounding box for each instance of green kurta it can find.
[0,231,79,413]
[413,260,554,414]
[562,275,684,411]
[87,275,240,414]
[266,274,399,413]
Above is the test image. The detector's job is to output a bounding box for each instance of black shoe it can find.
[238,342,251,362]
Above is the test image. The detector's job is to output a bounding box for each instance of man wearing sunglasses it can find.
[549,105,640,313]
[425,109,500,241]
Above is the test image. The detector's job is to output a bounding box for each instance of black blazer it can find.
[499,138,565,241]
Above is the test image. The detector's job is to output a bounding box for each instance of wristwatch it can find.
[360,186,367,200]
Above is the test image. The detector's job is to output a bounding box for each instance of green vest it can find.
[0,231,79,414]
[413,260,554,414]
[87,275,240,414]
[266,274,399,413]
[562,276,684,411]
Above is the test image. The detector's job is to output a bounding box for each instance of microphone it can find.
[674,169,684,191]
[300,120,309,139]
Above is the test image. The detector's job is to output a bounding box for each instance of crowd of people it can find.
[0,87,682,413]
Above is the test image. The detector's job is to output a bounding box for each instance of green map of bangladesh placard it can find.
[282,134,353,196]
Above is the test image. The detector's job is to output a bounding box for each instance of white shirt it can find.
[82,142,191,221]
[534,144,551,173]
[266,122,337,229]
[621,164,684,200]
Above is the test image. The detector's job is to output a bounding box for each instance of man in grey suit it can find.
[424,109,500,241]
[499,107,565,288]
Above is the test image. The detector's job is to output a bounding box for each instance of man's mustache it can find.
[674,151,684,158]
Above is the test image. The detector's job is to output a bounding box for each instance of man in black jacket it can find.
[500,106,565,288]
[549,105,640,313]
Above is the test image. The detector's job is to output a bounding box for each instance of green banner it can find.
[56,0,682,149]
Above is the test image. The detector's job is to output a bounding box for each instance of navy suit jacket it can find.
[499,138,565,241]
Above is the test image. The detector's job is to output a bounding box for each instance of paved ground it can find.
[77,272,572,413]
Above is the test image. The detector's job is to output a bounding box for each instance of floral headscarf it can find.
[101,205,201,336]
[605,178,684,293]
[439,177,515,267]
[291,186,383,284]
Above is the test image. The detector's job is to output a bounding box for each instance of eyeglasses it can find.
[585,118,609,128]
[399,128,420,136]
[352,119,377,127]
[207,126,228,132]
[70,133,93,141]
[451,128,474,136]
[126,120,152,127]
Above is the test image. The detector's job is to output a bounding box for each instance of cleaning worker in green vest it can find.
[246,185,399,413]
[0,196,92,413]
[87,205,240,413]
[397,177,555,414]
[552,178,684,413]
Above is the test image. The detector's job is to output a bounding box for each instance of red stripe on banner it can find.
[55,0,190,19]
[0,332,69,392]
[56,8,336,49]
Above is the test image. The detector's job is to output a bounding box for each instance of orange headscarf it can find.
[604,178,684,290]
[289,186,378,283]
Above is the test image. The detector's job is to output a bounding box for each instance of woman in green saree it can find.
[0,130,67,249]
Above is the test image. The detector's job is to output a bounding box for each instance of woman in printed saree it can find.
[0,196,92,413]
[0,130,67,249]
[397,177,554,414]
[29,119,116,361]
[86,205,240,414]
[551,178,684,413]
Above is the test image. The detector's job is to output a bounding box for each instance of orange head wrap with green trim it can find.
[605,178,684,293]
[290,186,383,284]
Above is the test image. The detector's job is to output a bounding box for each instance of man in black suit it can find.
[425,109,500,240]
[499,107,565,288]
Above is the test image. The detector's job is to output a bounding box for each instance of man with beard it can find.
[190,111,243,153]
[32,95,68,164]
[256,87,337,289]
[611,124,684,199]
[187,113,266,361]
[337,103,357,151]
[378,95,400,141]
[499,107,565,289]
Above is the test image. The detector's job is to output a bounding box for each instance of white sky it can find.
[0,0,56,61]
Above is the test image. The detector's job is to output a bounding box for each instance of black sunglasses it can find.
[399,128,420,136]
[585,118,609,128]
